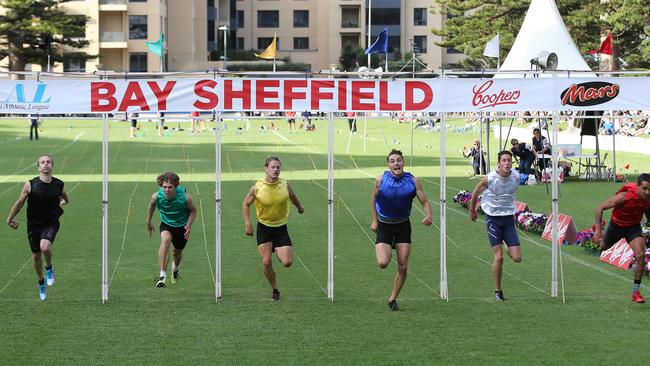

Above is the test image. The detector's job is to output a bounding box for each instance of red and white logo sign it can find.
[600,239,634,269]
[472,80,521,109]
[542,213,577,244]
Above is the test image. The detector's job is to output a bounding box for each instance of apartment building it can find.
[232,0,465,72]
[8,0,464,73]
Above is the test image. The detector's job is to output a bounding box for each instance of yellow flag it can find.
[255,33,277,60]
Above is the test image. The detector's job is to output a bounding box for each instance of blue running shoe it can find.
[38,284,47,301]
[45,268,55,287]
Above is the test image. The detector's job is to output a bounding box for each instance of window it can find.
[413,35,427,53]
[63,15,86,38]
[447,47,463,54]
[237,10,244,28]
[129,15,147,40]
[370,8,400,25]
[341,7,359,28]
[208,20,215,42]
[414,8,427,26]
[64,59,85,72]
[236,37,245,50]
[293,10,309,28]
[129,0,146,2]
[257,10,279,28]
[341,35,359,50]
[129,52,147,72]
[293,37,308,50]
[207,0,215,7]
[258,37,279,50]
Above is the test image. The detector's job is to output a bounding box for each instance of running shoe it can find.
[272,288,280,301]
[45,268,55,287]
[154,276,166,288]
[171,271,180,285]
[38,284,47,301]
[388,300,399,311]
[495,290,506,301]
[632,291,645,304]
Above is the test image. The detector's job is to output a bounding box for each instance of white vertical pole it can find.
[367,0,372,68]
[439,111,448,301]
[611,110,616,181]
[101,112,109,303]
[215,112,222,302]
[327,112,335,301]
[551,110,559,298]
[363,115,367,154]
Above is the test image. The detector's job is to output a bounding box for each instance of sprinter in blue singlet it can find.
[371,149,433,311]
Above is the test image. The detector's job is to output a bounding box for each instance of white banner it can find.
[0,77,647,114]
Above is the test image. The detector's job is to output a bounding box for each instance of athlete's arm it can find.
[413,177,432,226]
[287,183,304,214]
[60,189,69,206]
[6,181,31,229]
[370,175,381,232]
[242,185,256,236]
[146,192,157,237]
[593,192,626,243]
[469,176,488,222]
[183,193,197,240]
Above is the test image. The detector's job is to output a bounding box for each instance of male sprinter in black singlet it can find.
[6,154,69,301]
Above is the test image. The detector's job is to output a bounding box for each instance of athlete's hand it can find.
[297,206,304,214]
[147,222,154,237]
[59,198,68,206]
[370,220,378,232]
[7,219,19,230]
[245,223,253,236]
[469,209,477,222]
[184,225,191,240]
[593,228,603,247]
[422,215,432,226]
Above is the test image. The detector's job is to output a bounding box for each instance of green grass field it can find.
[1,116,649,365]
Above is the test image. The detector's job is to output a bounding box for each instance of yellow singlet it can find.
[254,179,289,227]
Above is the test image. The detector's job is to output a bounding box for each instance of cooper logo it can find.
[472,80,520,108]
[560,82,619,106]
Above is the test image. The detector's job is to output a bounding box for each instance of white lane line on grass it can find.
[0,132,84,183]
[309,179,440,297]
[294,252,328,295]
[109,179,141,287]
[0,259,31,296]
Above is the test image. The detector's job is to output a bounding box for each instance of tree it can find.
[0,0,96,77]
[431,0,649,70]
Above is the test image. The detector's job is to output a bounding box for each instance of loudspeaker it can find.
[530,51,558,70]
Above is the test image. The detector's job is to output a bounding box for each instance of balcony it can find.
[100,32,127,48]
[99,0,127,12]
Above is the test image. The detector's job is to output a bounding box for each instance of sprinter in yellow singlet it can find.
[243,156,304,301]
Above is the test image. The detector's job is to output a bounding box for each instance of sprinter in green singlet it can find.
[146,172,197,288]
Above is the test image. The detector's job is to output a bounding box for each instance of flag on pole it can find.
[255,33,277,60]
[483,33,499,58]
[365,27,388,54]
[588,33,613,56]
[145,33,165,57]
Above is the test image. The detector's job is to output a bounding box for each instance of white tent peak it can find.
[496,0,593,77]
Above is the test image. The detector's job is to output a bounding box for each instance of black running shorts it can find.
[27,221,60,253]
[603,221,643,247]
[256,222,292,249]
[160,222,188,250]
[375,220,411,248]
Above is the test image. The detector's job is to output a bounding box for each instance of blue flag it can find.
[365,27,388,54]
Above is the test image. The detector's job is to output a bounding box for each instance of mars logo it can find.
[560,82,619,106]
[2,83,51,104]
[471,80,520,109]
